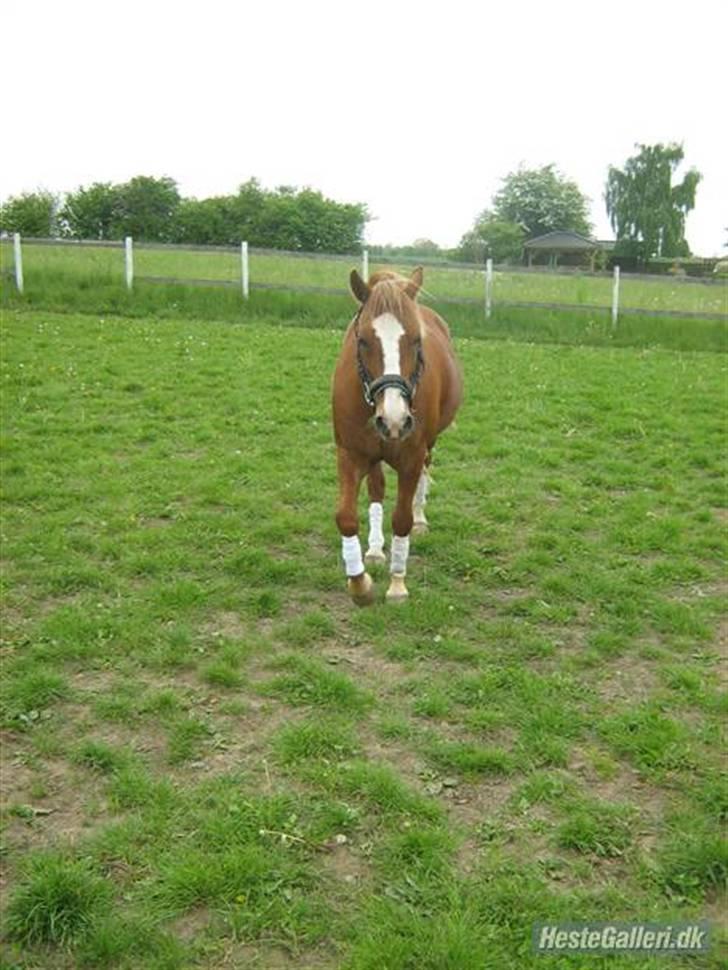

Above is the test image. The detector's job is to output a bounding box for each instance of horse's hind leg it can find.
[412,466,430,535]
[365,462,386,565]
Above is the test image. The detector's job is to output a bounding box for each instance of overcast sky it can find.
[4,0,726,254]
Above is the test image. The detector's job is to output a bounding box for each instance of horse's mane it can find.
[365,273,412,319]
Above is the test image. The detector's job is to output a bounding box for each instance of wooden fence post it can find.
[485,258,493,319]
[362,248,369,282]
[13,233,24,294]
[125,236,134,291]
[241,241,249,299]
[612,265,620,327]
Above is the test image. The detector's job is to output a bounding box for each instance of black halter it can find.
[353,305,425,409]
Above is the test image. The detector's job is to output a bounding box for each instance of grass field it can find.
[1,307,726,968]
[2,241,726,316]
[1,276,726,359]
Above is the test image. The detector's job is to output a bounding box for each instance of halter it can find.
[353,305,425,409]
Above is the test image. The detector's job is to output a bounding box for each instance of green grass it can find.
[2,240,726,355]
[5,855,112,946]
[1,307,726,967]
[555,800,636,857]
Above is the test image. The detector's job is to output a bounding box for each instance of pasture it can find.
[1,306,727,969]
[2,240,727,316]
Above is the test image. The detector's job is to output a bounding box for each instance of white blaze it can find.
[372,313,408,430]
[372,312,404,373]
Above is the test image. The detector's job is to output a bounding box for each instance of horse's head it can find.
[349,267,425,441]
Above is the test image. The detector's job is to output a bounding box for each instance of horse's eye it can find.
[358,337,369,350]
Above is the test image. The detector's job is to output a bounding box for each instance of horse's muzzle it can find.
[375,413,414,441]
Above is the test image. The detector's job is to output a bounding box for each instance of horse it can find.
[331,267,463,605]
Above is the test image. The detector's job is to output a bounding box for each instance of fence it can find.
[2,234,726,325]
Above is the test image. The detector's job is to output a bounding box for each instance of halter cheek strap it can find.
[353,307,425,409]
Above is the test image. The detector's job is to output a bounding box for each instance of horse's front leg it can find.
[365,461,386,565]
[335,448,375,606]
[387,457,425,602]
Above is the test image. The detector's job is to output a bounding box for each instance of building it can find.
[523,231,614,271]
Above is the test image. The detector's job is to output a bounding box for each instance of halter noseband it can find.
[353,305,425,409]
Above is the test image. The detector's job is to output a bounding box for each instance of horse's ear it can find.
[404,266,423,300]
[350,269,370,304]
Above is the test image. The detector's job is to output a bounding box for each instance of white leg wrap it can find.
[390,534,410,576]
[413,470,429,523]
[342,535,365,577]
[368,502,385,553]
[414,469,429,510]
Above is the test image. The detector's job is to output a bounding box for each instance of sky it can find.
[4,0,727,255]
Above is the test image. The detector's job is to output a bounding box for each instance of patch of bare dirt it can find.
[1,745,111,864]
[168,906,215,943]
[140,517,174,529]
[68,666,118,694]
[670,577,728,605]
[200,611,249,640]
[714,617,728,687]
[357,733,428,793]
[211,943,337,970]
[447,775,520,876]
[594,653,662,704]
[321,645,408,693]
[320,838,371,889]
[444,775,519,832]
[171,695,307,786]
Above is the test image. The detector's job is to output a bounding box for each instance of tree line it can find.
[0,144,704,267]
[0,177,368,255]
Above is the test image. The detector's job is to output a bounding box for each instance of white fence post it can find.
[13,233,24,294]
[612,265,620,327]
[124,236,134,291]
[362,248,369,282]
[241,241,249,299]
[485,258,493,319]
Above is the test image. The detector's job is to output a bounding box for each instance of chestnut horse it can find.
[331,267,463,605]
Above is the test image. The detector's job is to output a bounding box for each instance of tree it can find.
[246,186,366,253]
[491,165,592,239]
[227,179,267,244]
[457,214,525,263]
[368,240,443,259]
[172,197,236,245]
[111,176,181,241]
[171,180,367,252]
[605,143,701,264]
[0,191,59,236]
[61,182,119,239]
[409,239,441,255]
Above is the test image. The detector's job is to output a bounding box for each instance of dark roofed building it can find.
[523,231,605,271]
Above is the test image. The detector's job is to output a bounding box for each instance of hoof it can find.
[364,548,386,566]
[386,574,409,603]
[411,521,429,536]
[348,572,375,607]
